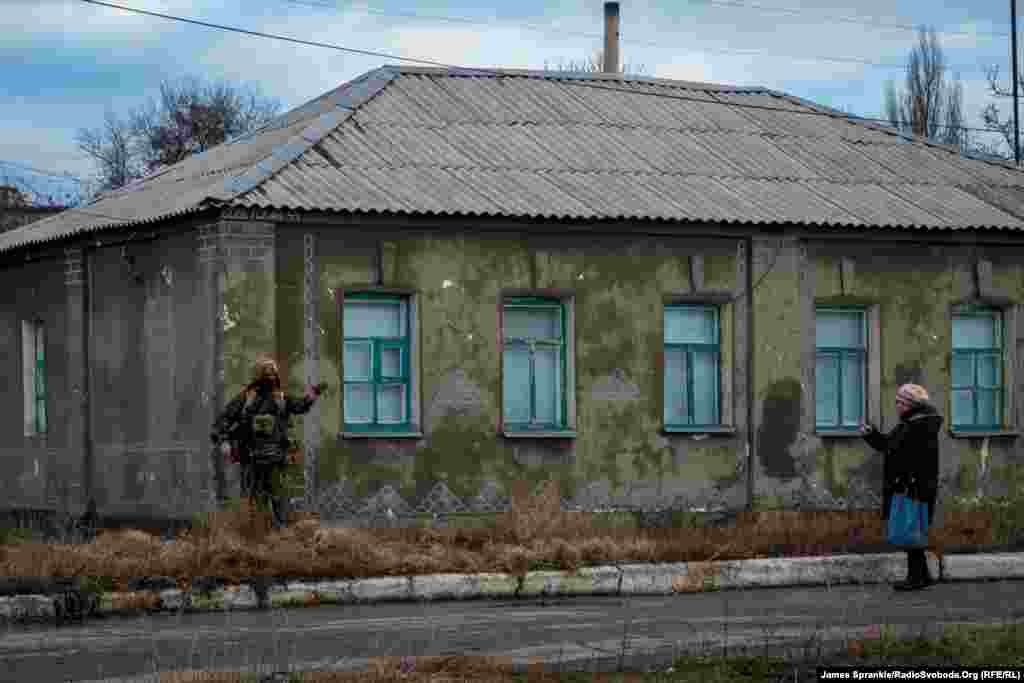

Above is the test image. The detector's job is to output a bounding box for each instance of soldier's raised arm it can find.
[286,382,326,416]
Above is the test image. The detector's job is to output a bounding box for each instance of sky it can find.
[0,0,1019,205]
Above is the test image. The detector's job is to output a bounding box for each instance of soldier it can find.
[210,355,325,529]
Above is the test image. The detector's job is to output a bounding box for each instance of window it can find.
[952,307,1003,430]
[22,319,46,436]
[664,305,721,428]
[815,308,865,431]
[502,297,567,431]
[343,294,411,432]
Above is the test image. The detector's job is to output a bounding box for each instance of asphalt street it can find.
[2,580,1022,682]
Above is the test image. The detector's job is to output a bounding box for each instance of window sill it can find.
[948,430,1019,439]
[340,431,423,439]
[502,430,576,439]
[662,426,736,436]
[816,430,864,438]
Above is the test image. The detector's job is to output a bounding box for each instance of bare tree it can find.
[0,184,29,208]
[883,26,968,151]
[131,75,282,174]
[974,64,1024,160]
[76,75,282,191]
[75,110,141,192]
[544,48,648,75]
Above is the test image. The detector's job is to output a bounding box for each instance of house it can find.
[0,185,63,234]
[3,66,1023,529]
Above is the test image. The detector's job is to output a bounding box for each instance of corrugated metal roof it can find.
[10,65,1024,255]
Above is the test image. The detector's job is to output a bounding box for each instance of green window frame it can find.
[952,306,1003,431]
[502,297,567,431]
[815,307,866,431]
[663,305,721,428]
[342,293,411,433]
[23,319,46,435]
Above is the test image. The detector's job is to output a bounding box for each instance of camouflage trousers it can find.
[242,461,290,528]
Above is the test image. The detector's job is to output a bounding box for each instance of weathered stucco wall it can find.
[274,223,1024,520]
[0,253,78,513]
[89,228,214,519]
[273,223,749,517]
[753,238,1024,516]
[3,214,1022,526]
[0,219,226,525]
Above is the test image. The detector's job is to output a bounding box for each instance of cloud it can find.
[4,0,1020,180]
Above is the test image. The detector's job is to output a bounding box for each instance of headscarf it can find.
[897,383,930,406]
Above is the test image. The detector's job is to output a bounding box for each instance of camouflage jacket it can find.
[211,387,315,464]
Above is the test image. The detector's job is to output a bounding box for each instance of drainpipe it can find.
[603,2,620,74]
[745,236,755,512]
[83,246,95,515]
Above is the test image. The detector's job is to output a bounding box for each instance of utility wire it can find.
[78,0,1014,136]
[691,0,1010,39]
[286,0,607,44]
[0,159,83,182]
[283,0,999,75]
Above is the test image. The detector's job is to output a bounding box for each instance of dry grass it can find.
[0,481,1000,585]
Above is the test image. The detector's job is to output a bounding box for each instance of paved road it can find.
[3,580,1022,682]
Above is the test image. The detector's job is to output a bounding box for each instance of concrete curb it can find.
[3,551,1022,626]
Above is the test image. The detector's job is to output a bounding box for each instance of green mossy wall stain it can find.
[702,250,736,291]
[222,271,276,390]
[409,414,495,501]
[857,251,952,393]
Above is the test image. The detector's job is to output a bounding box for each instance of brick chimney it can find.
[603,2,620,74]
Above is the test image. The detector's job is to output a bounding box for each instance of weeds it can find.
[0,484,1004,587]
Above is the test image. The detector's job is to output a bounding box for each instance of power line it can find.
[78,0,1013,136]
[0,160,83,182]
[282,0,999,75]
[691,0,1010,39]
[286,0,607,44]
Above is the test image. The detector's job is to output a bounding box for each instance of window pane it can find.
[36,398,46,433]
[976,389,999,426]
[692,350,718,425]
[816,354,839,427]
[345,300,404,338]
[952,354,973,388]
[344,342,372,381]
[22,321,34,436]
[816,311,863,348]
[344,384,373,423]
[951,389,974,426]
[534,346,561,425]
[504,307,560,340]
[665,307,716,344]
[978,353,1000,388]
[380,347,402,379]
[377,384,406,423]
[664,348,688,424]
[841,354,863,426]
[503,344,531,423]
[953,315,997,349]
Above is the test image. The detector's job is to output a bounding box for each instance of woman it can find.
[859,383,943,591]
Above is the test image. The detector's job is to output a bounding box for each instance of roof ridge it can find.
[389,64,769,92]
[215,66,401,203]
[769,89,1024,177]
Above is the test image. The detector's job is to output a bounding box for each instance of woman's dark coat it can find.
[861,402,943,521]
